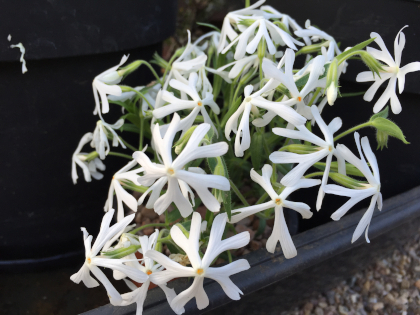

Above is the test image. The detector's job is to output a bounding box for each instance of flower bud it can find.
[295,41,329,56]
[326,58,339,105]
[101,71,121,83]
[329,173,366,189]
[118,60,142,78]
[281,144,319,154]
[101,244,141,259]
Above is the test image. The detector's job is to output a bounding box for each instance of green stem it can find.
[136,61,163,85]
[333,122,373,142]
[256,192,269,205]
[227,250,233,263]
[245,0,250,7]
[119,136,138,152]
[120,86,153,111]
[129,223,168,235]
[308,87,321,106]
[305,172,324,178]
[139,113,145,151]
[108,152,133,160]
[229,179,250,207]
[340,92,365,97]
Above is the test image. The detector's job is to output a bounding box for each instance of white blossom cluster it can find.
[70,0,418,313]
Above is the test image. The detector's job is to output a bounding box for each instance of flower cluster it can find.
[70,1,416,313]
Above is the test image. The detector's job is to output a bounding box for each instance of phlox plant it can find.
[70,1,418,313]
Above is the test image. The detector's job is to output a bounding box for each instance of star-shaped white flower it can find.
[270,105,345,210]
[217,0,266,53]
[154,72,220,136]
[262,49,326,120]
[93,55,129,115]
[111,230,181,315]
[222,16,303,60]
[134,114,229,217]
[356,26,420,114]
[225,82,306,157]
[104,158,145,222]
[70,209,148,305]
[146,212,250,314]
[72,132,106,184]
[324,132,382,243]
[259,6,311,46]
[294,23,342,61]
[229,165,320,258]
[91,119,126,160]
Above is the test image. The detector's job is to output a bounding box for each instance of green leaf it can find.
[336,37,376,64]
[207,156,232,219]
[167,206,182,223]
[370,106,389,121]
[371,117,409,144]
[196,22,221,32]
[220,156,232,220]
[122,113,140,128]
[251,133,264,170]
[120,123,140,134]
[109,100,136,114]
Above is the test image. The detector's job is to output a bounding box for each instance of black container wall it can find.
[0,0,177,269]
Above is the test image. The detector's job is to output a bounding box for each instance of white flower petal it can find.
[266,206,297,258]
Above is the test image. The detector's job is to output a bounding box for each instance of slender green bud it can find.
[101,245,141,259]
[118,60,142,78]
[238,18,256,27]
[273,21,292,35]
[329,173,367,189]
[281,144,319,154]
[257,38,267,60]
[295,41,329,56]
[326,59,339,105]
[174,126,198,154]
[314,161,365,177]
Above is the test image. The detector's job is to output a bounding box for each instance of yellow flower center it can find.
[297,96,302,102]
[245,97,252,102]
[197,101,203,106]
[167,168,175,176]
[87,257,92,264]
[146,270,152,275]
[196,268,204,275]
[328,145,333,152]
[275,198,282,205]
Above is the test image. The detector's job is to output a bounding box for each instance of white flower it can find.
[70,209,148,305]
[134,114,230,217]
[146,212,250,313]
[91,119,126,160]
[229,165,320,257]
[323,132,382,243]
[225,82,306,157]
[104,158,145,222]
[260,5,312,46]
[294,24,342,61]
[222,17,303,60]
[356,26,420,114]
[216,54,259,79]
[111,230,180,315]
[262,49,325,120]
[108,83,162,114]
[270,106,345,210]
[72,132,106,184]
[154,72,220,136]
[217,0,266,53]
[93,54,129,115]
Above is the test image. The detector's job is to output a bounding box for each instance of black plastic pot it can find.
[0,1,176,270]
[84,186,420,315]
